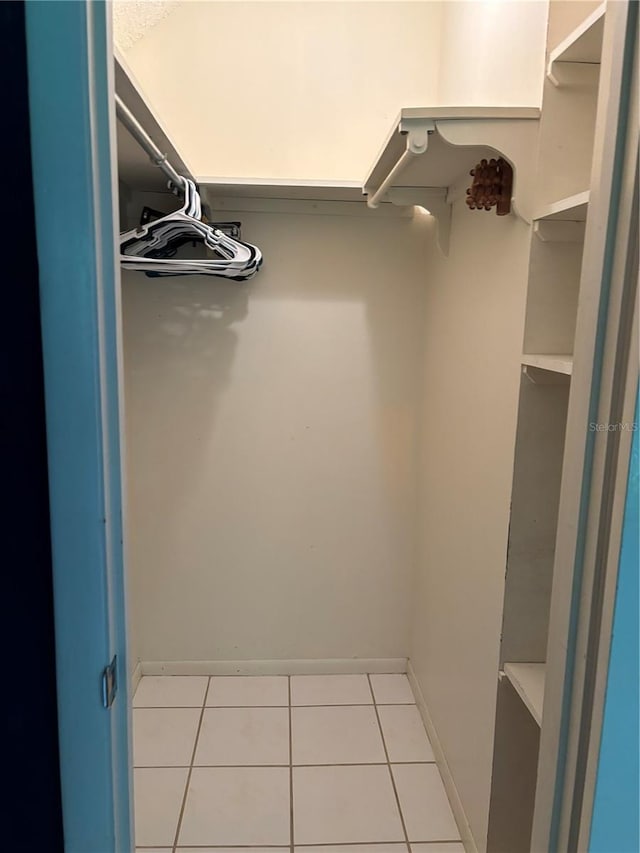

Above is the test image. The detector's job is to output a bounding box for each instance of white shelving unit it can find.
[503,663,546,726]
[488,3,614,850]
[522,353,574,375]
[547,3,607,86]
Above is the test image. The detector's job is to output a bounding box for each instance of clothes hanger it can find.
[122,178,221,258]
[122,220,261,276]
[120,178,263,279]
[139,205,242,242]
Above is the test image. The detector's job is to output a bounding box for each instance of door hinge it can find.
[102,655,118,708]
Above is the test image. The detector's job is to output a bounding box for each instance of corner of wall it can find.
[408,660,479,853]
[437,0,549,108]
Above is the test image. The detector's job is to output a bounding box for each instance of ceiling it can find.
[112,1,182,52]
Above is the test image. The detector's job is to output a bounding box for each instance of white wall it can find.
[122,207,429,664]
[410,201,531,851]
[116,1,548,181]
[437,1,548,108]
[117,1,443,181]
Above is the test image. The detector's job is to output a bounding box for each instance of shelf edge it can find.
[522,354,574,376]
[547,2,607,85]
[503,662,546,726]
[534,190,590,221]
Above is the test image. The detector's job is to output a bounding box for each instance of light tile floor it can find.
[133,673,464,853]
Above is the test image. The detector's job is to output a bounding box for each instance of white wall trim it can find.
[139,658,408,677]
[407,660,478,853]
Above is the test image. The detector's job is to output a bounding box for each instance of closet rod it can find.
[115,93,184,189]
[366,148,417,208]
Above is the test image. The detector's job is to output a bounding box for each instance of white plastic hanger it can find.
[120,178,263,279]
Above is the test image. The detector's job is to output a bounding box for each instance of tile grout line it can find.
[134,761,437,769]
[137,843,461,850]
[288,675,295,853]
[367,674,412,853]
[134,675,449,852]
[291,702,415,708]
[134,702,416,710]
[171,676,211,853]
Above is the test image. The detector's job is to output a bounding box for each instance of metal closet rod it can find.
[115,93,184,189]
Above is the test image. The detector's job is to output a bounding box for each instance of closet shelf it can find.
[363,107,541,254]
[198,177,366,203]
[502,663,546,726]
[522,354,574,376]
[547,3,606,86]
[533,192,590,242]
[534,191,590,222]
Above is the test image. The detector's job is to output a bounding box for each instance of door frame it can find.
[25,2,133,850]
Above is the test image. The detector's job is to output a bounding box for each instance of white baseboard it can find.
[407,659,478,853]
[139,657,408,677]
[131,660,142,695]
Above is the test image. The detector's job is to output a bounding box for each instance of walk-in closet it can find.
[111,3,638,852]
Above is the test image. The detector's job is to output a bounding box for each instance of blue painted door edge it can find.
[24,2,133,851]
[589,388,639,852]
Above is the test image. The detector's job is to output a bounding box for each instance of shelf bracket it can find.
[384,187,451,256]
[436,119,539,224]
[546,61,600,88]
[366,119,434,210]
